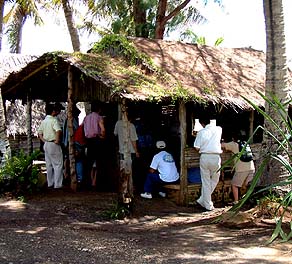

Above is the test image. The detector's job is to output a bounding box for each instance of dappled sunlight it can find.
[173,245,292,263]
[15,226,47,234]
[232,246,292,262]
[0,200,26,211]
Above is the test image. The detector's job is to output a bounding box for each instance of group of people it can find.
[38,102,254,210]
[38,101,105,190]
[140,115,255,212]
[37,101,180,197]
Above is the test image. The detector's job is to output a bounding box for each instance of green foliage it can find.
[91,34,154,67]
[180,29,224,46]
[87,0,223,39]
[102,202,131,220]
[0,150,41,196]
[214,37,224,46]
[226,91,292,243]
[90,34,210,102]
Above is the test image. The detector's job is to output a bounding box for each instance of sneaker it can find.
[196,199,214,211]
[158,192,166,198]
[196,198,204,208]
[140,192,152,199]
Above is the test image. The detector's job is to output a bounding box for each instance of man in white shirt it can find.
[141,141,179,199]
[193,117,222,210]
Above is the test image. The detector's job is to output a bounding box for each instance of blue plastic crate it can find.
[187,167,201,183]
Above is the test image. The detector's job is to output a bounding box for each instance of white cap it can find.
[156,141,166,149]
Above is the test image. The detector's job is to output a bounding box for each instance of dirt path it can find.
[0,189,291,264]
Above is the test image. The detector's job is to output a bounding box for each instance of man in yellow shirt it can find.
[38,103,64,189]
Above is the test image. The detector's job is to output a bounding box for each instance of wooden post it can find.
[118,99,133,204]
[26,91,33,155]
[179,100,187,205]
[67,65,77,191]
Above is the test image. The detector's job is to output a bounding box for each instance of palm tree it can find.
[56,0,80,51]
[86,0,222,39]
[4,0,42,53]
[0,0,5,51]
[47,0,83,51]
[261,0,290,185]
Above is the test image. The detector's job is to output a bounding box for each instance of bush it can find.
[0,150,41,196]
[228,92,292,243]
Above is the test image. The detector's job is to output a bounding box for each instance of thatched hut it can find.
[0,36,277,205]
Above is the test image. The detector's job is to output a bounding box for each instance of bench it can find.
[164,148,234,205]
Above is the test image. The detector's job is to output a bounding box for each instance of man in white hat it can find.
[140,141,179,199]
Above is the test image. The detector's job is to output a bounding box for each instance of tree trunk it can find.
[0,90,11,167]
[154,0,191,39]
[133,0,148,37]
[10,10,26,53]
[260,0,290,185]
[0,0,5,51]
[61,0,80,52]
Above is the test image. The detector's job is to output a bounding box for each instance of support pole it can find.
[68,65,77,191]
[179,100,187,205]
[26,91,33,155]
[118,99,133,204]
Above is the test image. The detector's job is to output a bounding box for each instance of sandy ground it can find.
[0,188,291,264]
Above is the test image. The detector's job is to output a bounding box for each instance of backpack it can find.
[238,141,253,162]
[73,124,87,147]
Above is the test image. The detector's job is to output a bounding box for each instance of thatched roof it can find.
[0,37,285,110]
[0,54,39,83]
[131,38,267,108]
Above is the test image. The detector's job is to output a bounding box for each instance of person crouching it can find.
[140,141,179,199]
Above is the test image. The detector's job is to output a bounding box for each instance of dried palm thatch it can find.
[1,37,286,111]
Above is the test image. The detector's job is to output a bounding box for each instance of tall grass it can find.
[226,91,292,243]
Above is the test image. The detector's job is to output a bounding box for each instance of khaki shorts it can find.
[231,170,255,187]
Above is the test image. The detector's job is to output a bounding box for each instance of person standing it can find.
[193,117,222,211]
[114,112,140,164]
[38,103,64,189]
[62,104,81,185]
[221,134,255,203]
[140,141,179,199]
[83,101,106,189]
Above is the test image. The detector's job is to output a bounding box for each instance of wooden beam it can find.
[3,60,55,95]
[179,100,188,205]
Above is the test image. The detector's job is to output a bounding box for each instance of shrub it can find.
[0,150,41,196]
[228,91,292,243]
